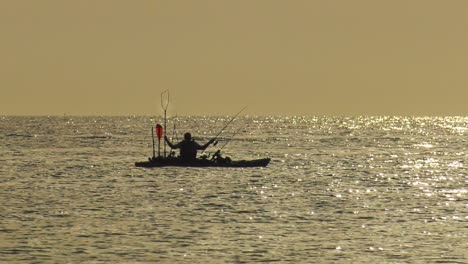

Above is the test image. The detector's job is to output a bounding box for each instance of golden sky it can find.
[1,0,468,116]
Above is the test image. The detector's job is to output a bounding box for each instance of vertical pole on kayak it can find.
[161,90,170,158]
[157,134,161,158]
[151,126,156,159]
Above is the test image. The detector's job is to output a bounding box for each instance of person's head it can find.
[184,132,192,140]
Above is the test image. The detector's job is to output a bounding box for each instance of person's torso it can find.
[179,140,199,160]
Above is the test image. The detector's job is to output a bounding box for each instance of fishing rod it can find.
[161,90,169,158]
[172,114,179,142]
[211,126,243,159]
[170,114,178,157]
[201,106,247,155]
[218,126,243,151]
[212,106,247,141]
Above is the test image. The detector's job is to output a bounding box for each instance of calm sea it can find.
[1,116,467,263]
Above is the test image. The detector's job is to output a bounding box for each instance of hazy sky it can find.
[1,0,468,116]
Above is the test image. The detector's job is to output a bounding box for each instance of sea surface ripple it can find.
[1,116,467,263]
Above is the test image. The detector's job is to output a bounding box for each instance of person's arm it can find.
[165,136,179,149]
[198,138,215,150]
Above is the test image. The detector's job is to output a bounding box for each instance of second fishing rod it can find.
[201,106,247,155]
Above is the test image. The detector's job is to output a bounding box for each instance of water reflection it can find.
[0,116,467,262]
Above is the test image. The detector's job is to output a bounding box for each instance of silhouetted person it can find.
[165,132,215,161]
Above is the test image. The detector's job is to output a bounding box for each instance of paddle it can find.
[156,124,163,157]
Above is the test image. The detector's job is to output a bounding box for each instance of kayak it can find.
[135,157,271,168]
